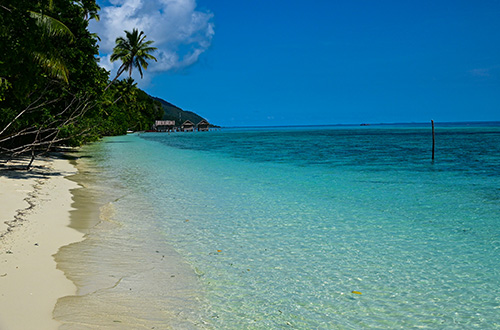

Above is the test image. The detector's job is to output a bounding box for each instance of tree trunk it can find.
[104,64,127,91]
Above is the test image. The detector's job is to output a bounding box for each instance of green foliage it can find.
[98,78,164,136]
[29,10,75,40]
[0,77,11,102]
[1,0,103,156]
[110,29,158,79]
[0,0,198,164]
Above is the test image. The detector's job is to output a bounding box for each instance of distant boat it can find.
[360,123,370,126]
[126,130,134,134]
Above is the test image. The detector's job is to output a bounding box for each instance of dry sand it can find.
[0,157,84,330]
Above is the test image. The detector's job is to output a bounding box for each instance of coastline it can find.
[51,138,208,329]
[0,156,84,329]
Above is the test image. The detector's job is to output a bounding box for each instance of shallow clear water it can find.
[57,124,500,329]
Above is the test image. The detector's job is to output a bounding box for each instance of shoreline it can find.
[52,140,208,328]
[0,156,85,329]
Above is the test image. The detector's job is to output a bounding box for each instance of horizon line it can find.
[220,120,500,129]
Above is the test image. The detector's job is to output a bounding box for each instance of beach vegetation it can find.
[0,0,164,168]
[98,78,164,136]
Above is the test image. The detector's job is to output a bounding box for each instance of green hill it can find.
[151,96,206,126]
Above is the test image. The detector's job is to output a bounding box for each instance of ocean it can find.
[55,123,500,329]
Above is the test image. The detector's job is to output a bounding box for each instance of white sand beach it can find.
[0,157,84,330]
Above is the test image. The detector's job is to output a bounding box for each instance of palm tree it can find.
[105,29,157,90]
[113,77,137,104]
[29,11,75,83]
[1,4,75,83]
[74,0,101,22]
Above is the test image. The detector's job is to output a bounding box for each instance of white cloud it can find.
[90,0,214,79]
[97,54,116,72]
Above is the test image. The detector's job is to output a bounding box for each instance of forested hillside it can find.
[151,97,205,125]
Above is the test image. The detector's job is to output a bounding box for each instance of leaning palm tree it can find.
[105,29,157,90]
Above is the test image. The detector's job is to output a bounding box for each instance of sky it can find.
[90,0,500,127]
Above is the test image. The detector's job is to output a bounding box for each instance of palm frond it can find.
[29,11,75,42]
[107,28,157,84]
[135,62,144,78]
[32,52,70,83]
[90,32,101,41]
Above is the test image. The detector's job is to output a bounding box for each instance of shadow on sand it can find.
[0,151,92,180]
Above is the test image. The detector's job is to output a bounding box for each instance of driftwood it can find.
[0,83,96,170]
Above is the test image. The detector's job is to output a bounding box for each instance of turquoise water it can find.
[59,124,500,329]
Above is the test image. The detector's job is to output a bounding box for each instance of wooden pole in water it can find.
[431,120,435,160]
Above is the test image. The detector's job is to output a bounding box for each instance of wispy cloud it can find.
[90,0,214,80]
[469,68,491,77]
[468,65,500,79]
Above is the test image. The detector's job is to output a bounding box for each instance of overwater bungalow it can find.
[197,119,210,132]
[154,120,175,132]
[181,120,195,132]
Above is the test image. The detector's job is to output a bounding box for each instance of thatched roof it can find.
[181,120,194,127]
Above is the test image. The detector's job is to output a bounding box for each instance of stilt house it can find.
[154,120,175,132]
[181,120,195,132]
[197,119,210,132]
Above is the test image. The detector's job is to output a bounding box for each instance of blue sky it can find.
[92,0,500,127]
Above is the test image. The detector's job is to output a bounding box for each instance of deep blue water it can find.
[59,124,500,329]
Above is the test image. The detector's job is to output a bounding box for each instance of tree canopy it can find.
[0,0,164,168]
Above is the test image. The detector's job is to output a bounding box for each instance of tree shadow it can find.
[0,151,92,180]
